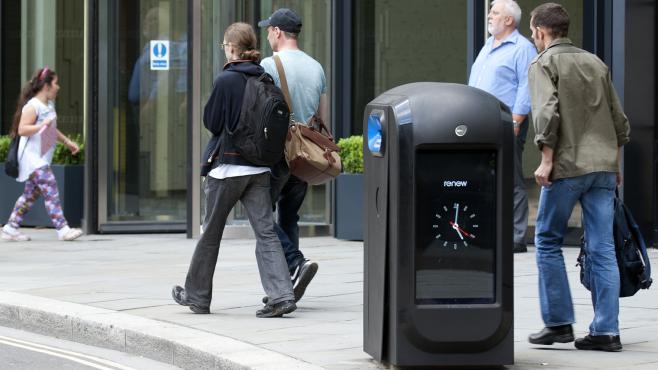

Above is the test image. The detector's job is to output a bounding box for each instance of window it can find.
[198,1,332,227]
[1,0,84,137]
[353,0,468,136]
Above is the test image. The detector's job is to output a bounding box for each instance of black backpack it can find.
[228,72,290,167]
[4,136,20,178]
[577,194,653,297]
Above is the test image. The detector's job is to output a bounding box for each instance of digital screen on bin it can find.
[415,150,496,304]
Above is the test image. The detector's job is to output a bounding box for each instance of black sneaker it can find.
[513,243,528,253]
[256,300,297,318]
[575,335,622,352]
[171,285,210,314]
[528,325,574,345]
[292,259,318,302]
[262,259,319,304]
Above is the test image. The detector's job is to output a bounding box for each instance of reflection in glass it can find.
[198,1,331,227]
[107,1,187,222]
[353,0,468,136]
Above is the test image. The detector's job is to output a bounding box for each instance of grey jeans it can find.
[185,173,294,307]
[514,121,529,245]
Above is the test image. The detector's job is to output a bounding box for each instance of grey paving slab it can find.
[1,229,657,369]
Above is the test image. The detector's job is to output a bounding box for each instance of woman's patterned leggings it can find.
[7,165,68,230]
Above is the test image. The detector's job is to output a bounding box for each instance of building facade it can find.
[1,0,656,244]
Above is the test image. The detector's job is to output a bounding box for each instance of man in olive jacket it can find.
[526,3,630,352]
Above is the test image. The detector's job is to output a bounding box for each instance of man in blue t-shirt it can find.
[259,8,327,304]
[469,0,537,253]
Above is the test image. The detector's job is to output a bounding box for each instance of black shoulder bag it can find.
[4,136,26,178]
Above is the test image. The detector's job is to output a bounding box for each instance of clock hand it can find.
[449,220,464,240]
[450,221,475,239]
[453,203,460,226]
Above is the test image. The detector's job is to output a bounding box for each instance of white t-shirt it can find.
[208,164,269,180]
[16,98,57,182]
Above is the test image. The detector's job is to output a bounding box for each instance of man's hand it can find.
[534,161,553,187]
[512,114,526,137]
[535,146,554,187]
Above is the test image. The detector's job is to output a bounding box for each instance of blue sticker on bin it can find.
[368,112,384,156]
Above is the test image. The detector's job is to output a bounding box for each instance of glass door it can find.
[259,0,332,229]
[515,0,584,239]
[1,0,84,137]
[197,0,331,233]
[98,0,188,231]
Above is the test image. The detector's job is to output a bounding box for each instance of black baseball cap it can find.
[258,8,302,34]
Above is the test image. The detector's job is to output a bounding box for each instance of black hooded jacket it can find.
[202,60,265,168]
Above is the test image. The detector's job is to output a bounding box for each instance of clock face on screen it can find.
[415,150,497,304]
[431,202,480,250]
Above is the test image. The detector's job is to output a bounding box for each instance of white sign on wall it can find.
[150,40,170,70]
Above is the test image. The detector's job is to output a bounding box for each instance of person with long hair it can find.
[1,67,83,242]
[172,23,296,318]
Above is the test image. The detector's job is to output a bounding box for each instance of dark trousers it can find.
[514,122,529,245]
[185,173,294,307]
[272,171,307,271]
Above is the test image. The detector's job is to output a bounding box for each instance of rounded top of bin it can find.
[366,82,512,142]
[380,82,507,112]
[370,82,510,124]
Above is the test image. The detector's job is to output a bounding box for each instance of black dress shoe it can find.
[575,335,622,352]
[513,243,528,253]
[171,285,210,314]
[256,300,297,318]
[528,325,574,345]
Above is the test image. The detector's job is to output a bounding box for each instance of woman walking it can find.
[1,67,83,242]
[172,22,296,318]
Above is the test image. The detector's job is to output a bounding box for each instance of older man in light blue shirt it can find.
[469,0,537,253]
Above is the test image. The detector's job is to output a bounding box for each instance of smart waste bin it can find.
[364,82,514,366]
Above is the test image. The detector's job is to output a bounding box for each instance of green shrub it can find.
[0,134,84,165]
[0,135,9,162]
[337,135,363,174]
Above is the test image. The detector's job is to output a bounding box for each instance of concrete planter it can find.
[0,164,84,227]
[334,173,364,240]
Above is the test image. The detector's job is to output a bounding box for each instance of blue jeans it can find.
[535,171,619,335]
[274,174,307,271]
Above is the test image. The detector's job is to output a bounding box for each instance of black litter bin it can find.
[364,82,514,366]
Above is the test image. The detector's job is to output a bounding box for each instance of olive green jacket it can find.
[529,38,630,180]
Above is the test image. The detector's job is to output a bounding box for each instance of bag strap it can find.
[15,135,29,162]
[273,55,328,136]
[273,55,293,112]
[308,115,335,142]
